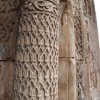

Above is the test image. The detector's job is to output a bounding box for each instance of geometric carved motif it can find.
[14,0,59,99]
[74,0,85,99]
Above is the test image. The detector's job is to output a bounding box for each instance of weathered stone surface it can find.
[59,57,76,100]
[0,12,18,60]
[59,1,75,58]
[68,57,76,100]
[0,61,14,100]
[59,1,76,100]
[13,0,59,100]
[0,0,19,12]
[59,0,100,100]
[59,58,68,100]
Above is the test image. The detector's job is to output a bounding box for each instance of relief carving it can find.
[83,0,91,16]
[0,0,99,100]
[90,53,97,92]
[82,0,99,99]
[0,62,14,100]
[14,0,59,99]
[74,0,85,99]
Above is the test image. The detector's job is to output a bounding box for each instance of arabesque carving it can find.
[74,0,85,99]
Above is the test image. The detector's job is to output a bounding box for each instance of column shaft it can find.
[14,0,59,100]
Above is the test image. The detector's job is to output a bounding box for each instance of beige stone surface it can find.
[0,12,18,60]
[59,58,68,100]
[59,0,75,58]
[68,58,76,100]
[59,57,76,100]
[59,2,68,58]
[0,61,14,100]
[59,1,76,100]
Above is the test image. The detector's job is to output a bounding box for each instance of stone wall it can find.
[0,0,19,99]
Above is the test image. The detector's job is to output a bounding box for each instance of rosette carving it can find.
[20,0,59,16]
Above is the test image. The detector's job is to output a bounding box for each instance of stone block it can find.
[59,58,68,100]
[68,57,76,100]
[0,61,14,100]
[59,57,76,100]
[0,12,18,60]
[59,58,68,85]
[59,85,68,100]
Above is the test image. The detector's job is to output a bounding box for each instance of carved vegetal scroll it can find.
[82,0,99,99]
[90,53,97,90]
[74,0,85,99]
[83,0,100,100]
[82,0,91,99]
[14,0,59,99]
[83,0,91,16]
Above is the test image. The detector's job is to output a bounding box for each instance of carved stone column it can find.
[13,0,59,100]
